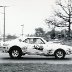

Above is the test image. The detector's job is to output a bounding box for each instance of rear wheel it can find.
[9,48,22,59]
[54,50,65,59]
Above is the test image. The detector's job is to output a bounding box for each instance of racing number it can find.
[33,45,43,51]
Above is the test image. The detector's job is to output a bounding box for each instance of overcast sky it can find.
[0,0,56,36]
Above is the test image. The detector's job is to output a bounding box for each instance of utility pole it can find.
[21,24,24,36]
[0,6,8,42]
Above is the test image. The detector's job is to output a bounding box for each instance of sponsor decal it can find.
[33,45,43,51]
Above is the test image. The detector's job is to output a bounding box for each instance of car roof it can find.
[18,36,43,39]
[18,36,47,43]
[21,36,43,39]
[25,37,42,38]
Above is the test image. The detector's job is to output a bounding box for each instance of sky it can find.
[0,0,56,36]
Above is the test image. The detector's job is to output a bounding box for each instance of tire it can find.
[9,48,22,59]
[54,49,65,59]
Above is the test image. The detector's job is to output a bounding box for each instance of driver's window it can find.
[34,38,45,44]
[29,38,33,44]
[24,38,33,44]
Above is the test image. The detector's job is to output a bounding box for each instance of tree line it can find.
[33,0,72,41]
[45,0,72,38]
[33,27,72,41]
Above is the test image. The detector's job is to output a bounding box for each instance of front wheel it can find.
[54,50,65,59]
[9,48,22,59]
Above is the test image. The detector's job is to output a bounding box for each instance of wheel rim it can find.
[12,50,19,57]
[56,51,63,58]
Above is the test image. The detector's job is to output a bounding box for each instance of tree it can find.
[35,27,45,37]
[6,35,17,40]
[46,0,72,37]
[55,0,72,37]
[45,18,67,28]
[50,29,56,39]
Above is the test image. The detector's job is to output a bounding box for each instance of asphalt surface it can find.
[0,52,72,64]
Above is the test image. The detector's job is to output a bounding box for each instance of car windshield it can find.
[33,38,45,44]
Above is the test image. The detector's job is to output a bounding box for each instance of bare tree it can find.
[55,0,72,37]
[45,18,68,27]
[45,18,67,29]
[46,0,72,37]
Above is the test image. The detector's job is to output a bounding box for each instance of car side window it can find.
[33,38,45,44]
[29,38,33,44]
[24,38,34,44]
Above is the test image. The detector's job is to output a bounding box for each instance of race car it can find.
[2,36,72,59]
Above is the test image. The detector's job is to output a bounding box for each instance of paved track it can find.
[0,52,72,64]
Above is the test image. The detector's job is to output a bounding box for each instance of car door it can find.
[32,38,46,55]
[23,38,38,54]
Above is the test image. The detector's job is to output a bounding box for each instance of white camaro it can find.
[2,37,72,59]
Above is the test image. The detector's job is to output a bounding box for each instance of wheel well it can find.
[9,46,22,53]
[54,49,66,55]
